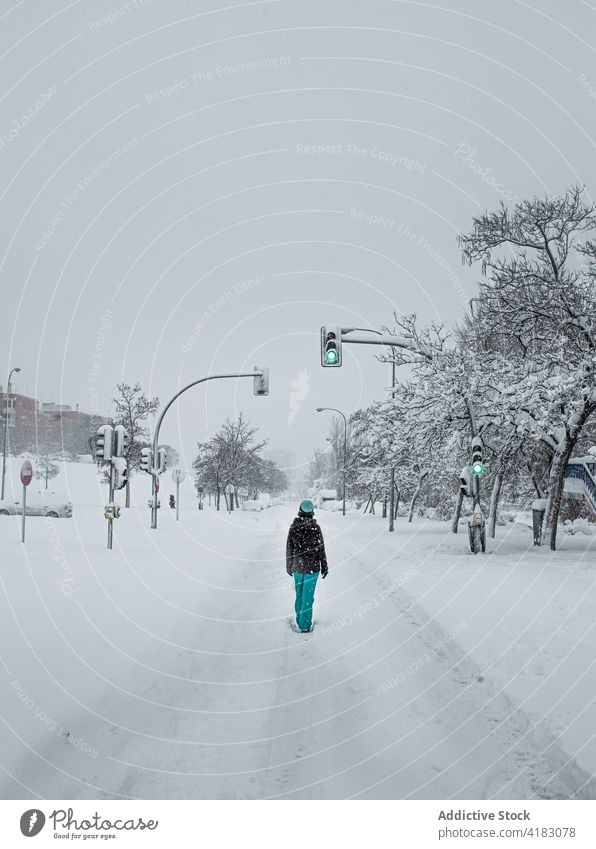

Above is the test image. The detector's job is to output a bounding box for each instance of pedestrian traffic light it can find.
[253,366,269,396]
[157,447,167,473]
[321,325,342,367]
[113,456,128,490]
[104,502,121,520]
[470,436,485,476]
[96,425,113,461]
[113,425,130,458]
[140,446,152,473]
[459,466,472,497]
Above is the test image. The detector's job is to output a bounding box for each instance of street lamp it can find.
[316,406,348,516]
[1,366,21,500]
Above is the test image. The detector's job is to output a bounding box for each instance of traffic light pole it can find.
[337,328,426,532]
[107,461,114,550]
[150,370,266,530]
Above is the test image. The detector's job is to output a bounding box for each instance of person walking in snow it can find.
[286,499,328,632]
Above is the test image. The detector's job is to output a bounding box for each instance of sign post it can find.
[171,469,185,521]
[20,460,33,543]
[225,483,235,513]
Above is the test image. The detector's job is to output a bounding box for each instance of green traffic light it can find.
[325,349,337,363]
[471,461,485,476]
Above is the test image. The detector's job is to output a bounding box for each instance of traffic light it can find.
[253,366,269,396]
[470,436,485,476]
[140,447,152,473]
[459,466,472,497]
[105,502,121,520]
[321,325,342,367]
[96,425,113,461]
[113,425,130,458]
[113,456,128,490]
[157,447,167,473]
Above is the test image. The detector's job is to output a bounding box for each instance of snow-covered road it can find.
[1,477,595,799]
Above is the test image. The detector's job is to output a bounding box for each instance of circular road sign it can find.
[20,461,33,487]
[171,469,186,484]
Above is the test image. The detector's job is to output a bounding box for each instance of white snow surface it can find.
[0,460,595,800]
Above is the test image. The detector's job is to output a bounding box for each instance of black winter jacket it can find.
[286,516,328,576]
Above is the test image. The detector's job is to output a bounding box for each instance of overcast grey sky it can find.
[1,0,595,475]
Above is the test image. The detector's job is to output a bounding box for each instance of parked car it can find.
[242,500,264,511]
[0,494,73,518]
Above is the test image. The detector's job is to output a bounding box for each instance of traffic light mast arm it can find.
[150,370,266,529]
[339,329,433,361]
[151,371,265,458]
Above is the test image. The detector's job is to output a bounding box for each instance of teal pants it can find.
[294,572,319,632]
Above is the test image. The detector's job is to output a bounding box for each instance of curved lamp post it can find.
[1,366,21,500]
[0,366,20,499]
[316,406,347,516]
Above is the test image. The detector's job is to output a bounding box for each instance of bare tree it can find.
[34,454,60,490]
[112,383,159,507]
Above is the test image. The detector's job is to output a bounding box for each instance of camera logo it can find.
[20,810,46,837]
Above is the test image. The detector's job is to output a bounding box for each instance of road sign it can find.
[171,470,185,521]
[20,461,33,544]
[225,484,235,494]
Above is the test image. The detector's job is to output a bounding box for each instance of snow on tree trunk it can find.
[451,490,464,534]
[408,470,428,523]
[488,473,502,539]
[529,467,545,499]
[543,401,593,551]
